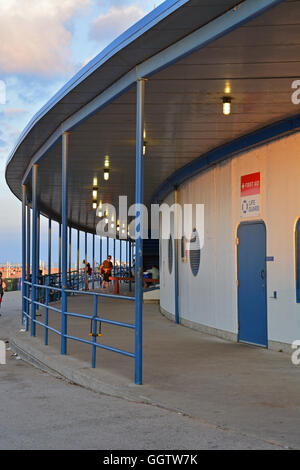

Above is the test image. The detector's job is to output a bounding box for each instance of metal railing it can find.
[22,270,136,369]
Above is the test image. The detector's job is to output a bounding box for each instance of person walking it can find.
[100,255,113,290]
[82,259,92,290]
[0,272,7,316]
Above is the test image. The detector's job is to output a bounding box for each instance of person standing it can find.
[0,272,7,316]
[100,255,113,290]
[82,260,92,290]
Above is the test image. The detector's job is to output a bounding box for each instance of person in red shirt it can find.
[100,256,113,290]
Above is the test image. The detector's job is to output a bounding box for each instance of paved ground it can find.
[1,291,300,449]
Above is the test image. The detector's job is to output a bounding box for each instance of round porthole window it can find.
[168,235,173,274]
[189,229,201,276]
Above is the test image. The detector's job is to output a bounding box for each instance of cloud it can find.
[1,108,28,117]
[0,0,91,76]
[89,2,146,45]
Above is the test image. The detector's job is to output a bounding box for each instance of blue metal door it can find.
[237,222,268,347]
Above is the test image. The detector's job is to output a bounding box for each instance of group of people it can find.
[83,256,159,291]
[83,256,113,290]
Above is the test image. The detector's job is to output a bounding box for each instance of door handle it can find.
[260,269,265,280]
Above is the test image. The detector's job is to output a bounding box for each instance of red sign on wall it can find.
[241,172,260,196]
[240,172,260,218]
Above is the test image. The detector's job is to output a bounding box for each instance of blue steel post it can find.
[61,132,69,355]
[69,227,72,288]
[92,233,95,290]
[113,238,116,275]
[77,229,80,290]
[92,294,98,368]
[36,211,40,306]
[174,188,179,324]
[129,240,132,292]
[26,197,31,331]
[21,185,26,326]
[59,223,62,295]
[135,78,145,385]
[85,232,88,290]
[106,237,109,259]
[48,219,52,279]
[120,240,122,274]
[31,164,38,337]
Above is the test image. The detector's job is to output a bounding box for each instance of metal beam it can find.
[61,132,69,355]
[21,185,26,326]
[31,164,38,336]
[135,78,145,385]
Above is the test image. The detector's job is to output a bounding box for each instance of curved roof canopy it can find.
[6,0,300,233]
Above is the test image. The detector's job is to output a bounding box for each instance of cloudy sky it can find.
[0,0,164,264]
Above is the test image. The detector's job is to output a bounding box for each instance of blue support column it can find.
[129,240,132,292]
[92,233,95,290]
[174,189,179,324]
[100,237,102,264]
[26,196,31,331]
[69,226,72,288]
[77,229,80,290]
[21,185,26,326]
[48,219,52,278]
[85,231,88,290]
[31,164,38,337]
[113,238,116,275]
[61,132,69,355]
[106,236,109,259]
[59,223,62,293]
[120,240,122,274]
[135,78,145,385]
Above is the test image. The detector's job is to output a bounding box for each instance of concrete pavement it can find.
[1,291,300,449]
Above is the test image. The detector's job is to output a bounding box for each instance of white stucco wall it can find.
[160,131,300,347]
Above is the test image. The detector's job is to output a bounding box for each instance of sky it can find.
[0,0,164,265]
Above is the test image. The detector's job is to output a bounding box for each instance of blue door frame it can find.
[237,221,268,347]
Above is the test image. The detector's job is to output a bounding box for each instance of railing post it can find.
[45,287,49,346]
[135,78,145,385]
[92,295,98,369]
[31,164,38,337]
[61,131,69,355]
[22,185,26,326]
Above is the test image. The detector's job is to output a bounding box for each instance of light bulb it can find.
[223,97,231,116]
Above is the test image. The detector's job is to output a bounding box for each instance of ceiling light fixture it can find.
[222,96,232,116]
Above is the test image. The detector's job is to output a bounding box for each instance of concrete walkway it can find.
[3,291,300,449]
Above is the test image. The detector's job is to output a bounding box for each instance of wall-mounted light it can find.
[92,202,97,210]
[143,141,147,156]
[222,96,232,116]
[93,177,98,187]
